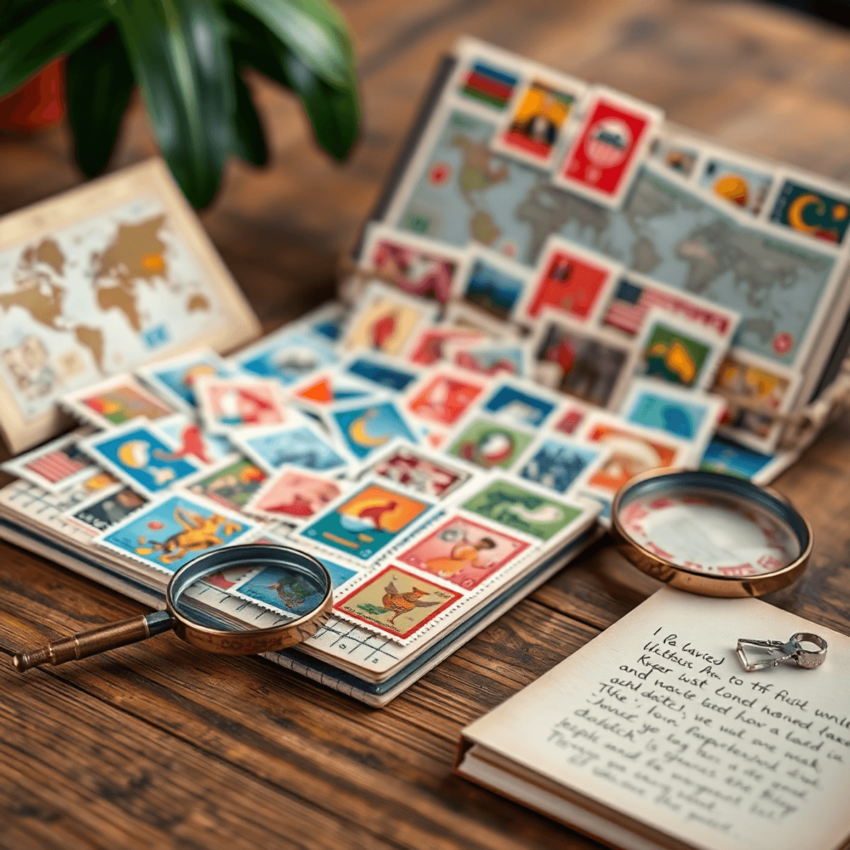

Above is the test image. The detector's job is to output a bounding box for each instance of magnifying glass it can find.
[610,468,812,597]
[11,545,333,672]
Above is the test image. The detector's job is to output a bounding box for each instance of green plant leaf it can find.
[283,51,359,160]
[108,0,237,208]
[0,0,54,39]
[0,0,110,97]
[232,0,355,89]
[66,26,134,178]
[232,73,268,166]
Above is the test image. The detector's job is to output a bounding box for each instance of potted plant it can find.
[0,0,360,208]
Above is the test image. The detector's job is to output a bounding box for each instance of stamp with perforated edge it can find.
[61,374,175,430]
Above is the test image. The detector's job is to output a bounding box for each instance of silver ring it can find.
[736,632,827,672]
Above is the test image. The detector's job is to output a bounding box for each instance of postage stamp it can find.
[293,300,351,343]
[700,434,798,486]
[1,427,98,493]
[135,347,231,411]
[79,419,202,497]
[444,302,522,339]
[478,377,561,427]
[62,483,147,536]
[154,413,233,466]
[404,370,488,428]
[232,329,339,386]
[62,374,174,430]
[529,309,635,409]
[617,377,725,450]
[180,454,267,511]
[356,223,470,304]
[445,415,535,470]
[357,439,477,499]
[649,132,702,178]
[515,434,606,495]
[334,564,462,640]
[342,353,422,393]
[406,326,485,366]
[697,151,773,217]
[454,248,531,322]
[453,40,523,114]
[490,71,585,169]
[296,480,433,563]
[230,421,352,476]
[460,475,593,543]
[286,368,376,411]
[244,466,345,524]
[553,85,662,206]
[340,282,439,357]
[516,237,620,325]
[195,375,292,433]
[599,271,740,342]
[397,513,532,590]
[447,339,530,378]
[633,307,726,390]
[328,399,420,461]
[769,170,850,247]
[550,399,592,436]
[95,492,258,573]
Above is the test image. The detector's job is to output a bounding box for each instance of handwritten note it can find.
[462,588,850,850]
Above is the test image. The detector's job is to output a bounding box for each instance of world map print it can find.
[0,197,228,420]
[394,109,835,366]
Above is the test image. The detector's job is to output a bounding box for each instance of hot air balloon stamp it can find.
[78,419,203,497]
[697,153,773,217]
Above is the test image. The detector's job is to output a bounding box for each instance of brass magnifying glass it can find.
[12,544,333,672]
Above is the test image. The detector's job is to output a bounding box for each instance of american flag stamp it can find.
[1,427,100,493]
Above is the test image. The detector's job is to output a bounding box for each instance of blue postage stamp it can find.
[136,348,231,410]
[480,380,558,427]
[80,421,201,497]
[233,422,351,475]
[96,493,257,573]
[343,354,420,392]
[234,331,339,386]
[329,400,419,461]
[519,437,603,494]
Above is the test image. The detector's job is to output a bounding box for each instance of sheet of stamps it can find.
[340,282,440,357]
[62,374,174,430]
[530,308,636,409]
[79,419,203,497]
[195,375,292,433]
[1,427,99,493]
[95,491,258,574]
[245,466,346,525]
[180,454,267,511]
[135,347,232,411]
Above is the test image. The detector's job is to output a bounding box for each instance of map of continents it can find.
[394,109,835,367]
[0,197,223,420]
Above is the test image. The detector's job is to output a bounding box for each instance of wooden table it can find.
[3,1,850,846]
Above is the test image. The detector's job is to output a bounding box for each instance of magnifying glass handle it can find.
[11,610,174,672]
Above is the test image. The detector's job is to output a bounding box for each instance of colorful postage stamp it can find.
[294,300,350,343]
[181,454,267,511]
[398,514,531,590]
[405,370,488,428]
[517,435,605,494]
[62,374,174,430]
[700,434,794,485]
[2,427,98,493]
[231,557,358,617]
[479,378,560,427]
[518,238,619,325]
[446,416,535,470]
[491,73,584,168]
[650,133,701,177]
[287,368,376,410]
[698,154,773,217]
[448,340,530,377]
[551,400,591,436]
[633,307,725,390]
[357,224,469,304]
[231,422,351,475]
[62,484,147,535]
[80,420,202,497]
[461,476,588,542]
[245,466,344,524]
[342,354,421,393]
[329,399,420,461]
[155,414,233,466]
[444,302,522,339]
[617,377,725,449]
[340,282,439,357]
[96,492,257,573]
[455,49,520,112]
[530,309,635,408]
[599,272,740,342]
[135,347,231,411]
[455,249,530,321]
[195,375,291,433]
[334,564,461,640]
[297,481,433,563]
[769,172,850,246]
[233,329,339,386]
[554,86,662,205]
[406,326,484,366]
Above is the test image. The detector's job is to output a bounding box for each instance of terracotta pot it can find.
[0,59,65,131]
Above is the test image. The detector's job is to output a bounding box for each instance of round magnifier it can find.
[610,468,812,598]
[11,545,333,672]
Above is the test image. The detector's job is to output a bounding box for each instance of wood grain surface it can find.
[3,2,850,847]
